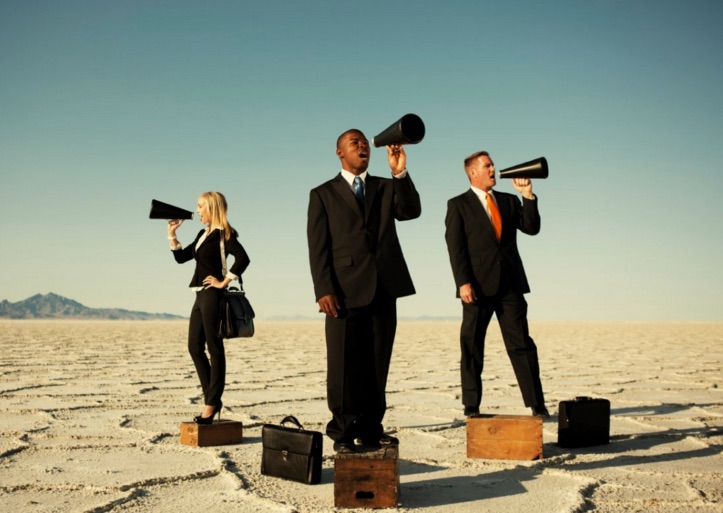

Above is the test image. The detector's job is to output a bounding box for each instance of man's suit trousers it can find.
[460,277,545,409]
[324,284,396,442]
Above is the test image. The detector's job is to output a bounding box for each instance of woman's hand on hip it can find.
[203,276,226,289]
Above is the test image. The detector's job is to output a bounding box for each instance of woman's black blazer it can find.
[173,228,250,287]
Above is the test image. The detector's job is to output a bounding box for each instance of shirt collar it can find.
[340,169,368,187]
[470,186,496,202]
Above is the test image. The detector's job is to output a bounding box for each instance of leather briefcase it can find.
[261,416,323,484]
[558,396,611,448]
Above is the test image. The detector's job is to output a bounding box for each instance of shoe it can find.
[464,406,480,417]
[378,434,399,446]
[195,401,223,425]
[531,405,550,418]
[333,441,356,454]
[358,434,399,449]
[356,437,379,450]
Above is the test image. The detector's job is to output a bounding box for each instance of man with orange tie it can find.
[444,150,549,418]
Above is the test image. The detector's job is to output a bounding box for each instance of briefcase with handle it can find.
[261,415,323,484]
[558,396,611,448]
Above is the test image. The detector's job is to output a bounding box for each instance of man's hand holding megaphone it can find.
[512,178,535,200]
[387,144,406,176]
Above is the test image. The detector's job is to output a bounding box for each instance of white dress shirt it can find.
[470,186,498,222]
[339,168,409,190]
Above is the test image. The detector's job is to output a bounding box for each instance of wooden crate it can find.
[179,420,243,447]
[334,446,399,509]
[467,414,542,460]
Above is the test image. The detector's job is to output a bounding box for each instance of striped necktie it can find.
[353,176,365,204]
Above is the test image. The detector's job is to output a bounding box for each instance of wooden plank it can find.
[179,420,243,447]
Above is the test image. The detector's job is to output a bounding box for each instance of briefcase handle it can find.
[280,415,305,431]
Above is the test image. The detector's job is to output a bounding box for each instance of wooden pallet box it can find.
[334,446,399,509]
[466,414,542,460]
[179,420,243,447]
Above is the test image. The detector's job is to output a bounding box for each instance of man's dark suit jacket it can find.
[308,173,421,309]
[445,189,540,298]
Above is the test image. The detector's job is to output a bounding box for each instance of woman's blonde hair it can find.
[199,191,235,240]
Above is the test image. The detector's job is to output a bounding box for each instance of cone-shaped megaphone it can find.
[499,157,549,179]
[149,199,194,220]
[372,113,426,147]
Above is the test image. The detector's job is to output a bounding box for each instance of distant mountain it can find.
[0,293,185,320]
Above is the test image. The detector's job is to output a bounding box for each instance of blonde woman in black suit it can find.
[167,191,250,424]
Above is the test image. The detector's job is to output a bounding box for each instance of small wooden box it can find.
[334,446,399,509]
[179,420,243,447]
[467,414,542,460]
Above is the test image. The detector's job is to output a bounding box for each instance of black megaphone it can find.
[149,199,194,220]
[499,157,549,179]
[372,113,426,147]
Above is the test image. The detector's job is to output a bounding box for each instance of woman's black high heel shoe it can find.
[194,401,222,425]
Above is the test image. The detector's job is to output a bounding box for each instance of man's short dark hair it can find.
[464,150,490,173]
[337,129,365,149]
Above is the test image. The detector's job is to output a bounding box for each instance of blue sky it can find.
[1,0,721,320]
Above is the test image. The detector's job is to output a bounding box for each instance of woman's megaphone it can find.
[372,113,426,147]
[149,199,194,220]
[499,157,549,179]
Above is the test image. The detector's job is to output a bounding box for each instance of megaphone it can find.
[499,157,549,179]
[372,113,425,147]
[149,199,194,220]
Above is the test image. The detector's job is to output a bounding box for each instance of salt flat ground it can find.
[0,320,721,513]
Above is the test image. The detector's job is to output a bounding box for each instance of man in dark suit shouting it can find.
[307,128,421,453]
[444,150,549,418]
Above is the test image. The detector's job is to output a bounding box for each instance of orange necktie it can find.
[486,192,502,240]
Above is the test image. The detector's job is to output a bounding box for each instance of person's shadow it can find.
[396,403,722,508]
[544,403,722,472]
[399,465,533,508]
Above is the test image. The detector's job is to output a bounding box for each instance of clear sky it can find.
[1,0,722,321]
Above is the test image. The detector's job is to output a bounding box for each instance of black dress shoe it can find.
[359,434,399,448]
[464,406,480,417]
[357,438,380,450]
[379,434,399,446]
[531,405,551,418]
[333,441,355,454]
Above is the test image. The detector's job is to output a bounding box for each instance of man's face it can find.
[336,131,370,174]
[469,155,496,191]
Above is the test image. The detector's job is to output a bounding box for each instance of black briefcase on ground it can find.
[261,416,323,484]
[558,396,611,448]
